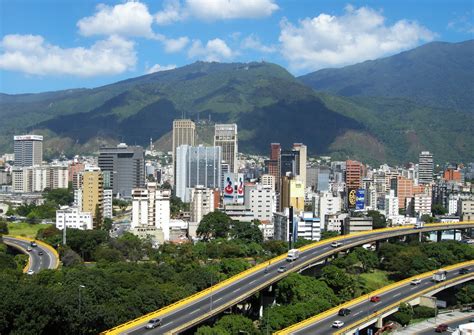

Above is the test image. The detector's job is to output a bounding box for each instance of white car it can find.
[331,241,343,248]
[27,270,35,275]
[410,278,422,285]
[332,320,345,328]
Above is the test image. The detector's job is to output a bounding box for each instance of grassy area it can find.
[359,270,393,291]
[7,222,52,238]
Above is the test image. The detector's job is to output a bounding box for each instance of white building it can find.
[245,184,276,222]
[296,212,321,241]
[414,193,432,217]
[190,186,215,224]
[56,206,93,230]
[103,189,113,219]
[261,174,275,191]
[214,124,238,173]
[384,190,399,219]
[11,164,68,193]
[131,183,171,242]
[318,191,342,229]
[448,196,459,215]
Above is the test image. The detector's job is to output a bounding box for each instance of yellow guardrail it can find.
[3,237,32,273]
[276,260,474,334]
[7,235,60,269]
[102,221,474,334]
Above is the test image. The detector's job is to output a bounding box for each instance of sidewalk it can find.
[394,310,471,334]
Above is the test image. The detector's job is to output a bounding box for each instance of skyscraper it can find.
[175,145,222,202]
[214,124,238,173]
[345,160,364,190]
[76,167,104,229]
[14,135,43,167]
[98,143,145,197]
[172,119,195,183]
[418,151,434,184]
[292,143,307,188]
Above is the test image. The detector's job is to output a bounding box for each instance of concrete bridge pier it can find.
[376,316,384,328]
[437,231,443,242]
[259,285,276,318]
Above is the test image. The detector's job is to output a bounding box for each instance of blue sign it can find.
[356,189,365,210]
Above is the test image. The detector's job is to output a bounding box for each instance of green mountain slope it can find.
[0,54,472,164]
[299,40,474,112]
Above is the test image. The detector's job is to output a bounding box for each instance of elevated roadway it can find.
[277,261,474,334]
[2,235,60,273]
[102,221,473,335]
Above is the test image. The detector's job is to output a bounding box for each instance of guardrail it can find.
[5,235,60,269]
[276,260,474,334]
[102,221,474,334]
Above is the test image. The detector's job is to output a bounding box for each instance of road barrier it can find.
[6,235,60,269]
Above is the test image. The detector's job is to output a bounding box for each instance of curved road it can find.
[2,236,59,274]
[103,222,473,335]
[284,263,474,334]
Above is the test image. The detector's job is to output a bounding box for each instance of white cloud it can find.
[447,11,474,33]
[162,36,190,53]
[241,34,276,53]
[279,5,436,72]
[78,1,154,38]
[146,63,177,74]
[155,0,184,25]
[155,0,278,24]
[188,38,233,61]
[0,34,136,77]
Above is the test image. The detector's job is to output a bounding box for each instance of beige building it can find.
[292,143,307,189]
[281,175,305,212]
[172,119,195,183]
[214,124,238,173]
[190,186,215,224]
[458,199,474,221]
[77,168,104,228]
[11,165,68,193]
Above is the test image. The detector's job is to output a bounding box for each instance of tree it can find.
[0,219,8,235]
[197,211,232,240]
[61,248,82,267]
[455,283,474,305]
[354,247,378,272]
[215,315,259,334]
[367,210,387,229]
[432,204,447,216]
[94,203,103,228]
[321,231,340,240]
[102,217,113,231]
[44,188,74,206]
[230,220,263,243]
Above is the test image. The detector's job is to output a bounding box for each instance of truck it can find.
[286,249,300,262]
[432,269,447,282]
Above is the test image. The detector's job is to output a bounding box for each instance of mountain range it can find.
[0,40,473,165]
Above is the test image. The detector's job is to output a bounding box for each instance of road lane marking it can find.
[394,293,401,297]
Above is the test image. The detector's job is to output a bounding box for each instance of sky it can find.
[0,0,473,94]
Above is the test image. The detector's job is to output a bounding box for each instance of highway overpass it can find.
[2,235,59,273]
[102,221,473,335]
[276,261,474,334]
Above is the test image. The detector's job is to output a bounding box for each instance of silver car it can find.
[145,318,162,329]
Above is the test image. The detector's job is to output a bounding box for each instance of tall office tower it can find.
[280,150,298,177]
[77,167,104,228]
[175,145,222,202]
[418,151,434,184]
[345,160,364,190]
[214,124,238,173]
[396,176,413,209]
[265,143,281,189]
[98,143,145,197]
[292,143,307,188]
[172,119,195,183]
[14,135,43,167]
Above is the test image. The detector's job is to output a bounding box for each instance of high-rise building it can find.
[280,175,305,212]
[396,176,414,209]
[264,143,280,190]
[14,135,43,167]
[245,184,276,222]
[345,160,364,190]
[292,143,307,188]
[384,190,399,218]
[418,151,434,184]
[98,143,145,197]
[214,124,238,173]
[11,164,68,193]
[77,167,104,228]
[68,162,85,189]
[190,186,215,224]
[175,145,222,202]
[172,119,195,183]
[261,174,276,191]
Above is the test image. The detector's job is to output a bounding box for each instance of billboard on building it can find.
[356,189,365,210]
[347,188,357,209]
[223,173,244,204]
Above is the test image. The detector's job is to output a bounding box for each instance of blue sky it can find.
[1,0,473,94]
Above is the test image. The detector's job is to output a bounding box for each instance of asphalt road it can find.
[417,315,474,334]
[121,224,473,335]
[292,265,474,334]
[2,236,57,274]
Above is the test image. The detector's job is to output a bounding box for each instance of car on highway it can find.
[331,241,343,248]
[26,246,33,252]
[435,323,448,332]
[30,241,37,247]
[38,251,44,256]
[370,296,381,303]
[459,267,469,274]
[338,308,351,316]
[332,320,344,328]
[410,278,422,285]
[145,318,162,329]
[277,266,287,273]
[27,270,34,275]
